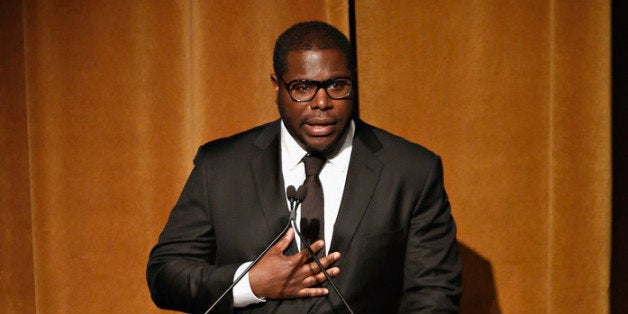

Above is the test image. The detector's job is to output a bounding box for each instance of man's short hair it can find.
[273,21,355,77]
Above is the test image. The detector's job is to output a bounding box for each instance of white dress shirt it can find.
[232,120,355,307]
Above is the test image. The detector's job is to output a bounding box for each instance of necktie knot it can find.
[303,154,326,177]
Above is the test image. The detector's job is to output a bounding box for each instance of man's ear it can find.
[270,73,279,93]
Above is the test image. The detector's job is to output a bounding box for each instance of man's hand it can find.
[249,228,341,299]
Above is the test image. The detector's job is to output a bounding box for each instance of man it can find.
[147,21,462,313]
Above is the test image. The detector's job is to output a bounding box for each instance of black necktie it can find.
[300,153,326,254]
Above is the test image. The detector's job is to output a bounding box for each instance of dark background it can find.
[611,0,627,313]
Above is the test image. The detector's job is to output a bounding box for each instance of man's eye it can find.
[329,80,349,90]
[292,83,315,93]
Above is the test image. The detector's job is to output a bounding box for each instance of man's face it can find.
[272,49,354,156]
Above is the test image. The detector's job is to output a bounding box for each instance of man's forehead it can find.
[285,49,348,65]
[284,50,350,77]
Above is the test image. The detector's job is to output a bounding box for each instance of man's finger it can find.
[303,252,341,278]
[297,287,329,298]
[272,228,294,253]
[314,252,341,270]
[295,240,325,263]
[308,239,325,254]
[302,266,340,287]
[315,266,339,281]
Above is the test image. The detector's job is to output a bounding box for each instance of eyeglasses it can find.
[280,76,353,102]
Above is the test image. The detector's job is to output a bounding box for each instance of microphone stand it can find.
[203,186,300,313]
[290,187,354,314]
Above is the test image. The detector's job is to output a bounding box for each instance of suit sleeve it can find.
[146,148,239,313]
[399,155,462,313]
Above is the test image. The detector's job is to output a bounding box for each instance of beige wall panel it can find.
[0,0,36,312]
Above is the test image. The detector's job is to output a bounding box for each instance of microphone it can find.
[287,185,296,198]
[289,186,354,314]
[296,185,307,203]
[288,185,306,221]
[287,185,303,221]
[203,186,300,313]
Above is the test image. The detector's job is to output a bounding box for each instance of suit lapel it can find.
[329,121,384,259]
[309,121,384,313]
[249,121,293,247]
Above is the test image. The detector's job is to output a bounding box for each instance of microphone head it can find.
[287,185,297,201]
[296,185,307,202]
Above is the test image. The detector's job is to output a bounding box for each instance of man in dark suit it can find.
[147,21,462,313]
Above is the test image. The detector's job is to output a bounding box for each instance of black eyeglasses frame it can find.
[279,76,354,102]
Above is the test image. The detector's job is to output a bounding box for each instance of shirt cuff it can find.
[232,262,266,307]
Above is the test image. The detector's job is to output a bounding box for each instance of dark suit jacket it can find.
[147,119,462,313]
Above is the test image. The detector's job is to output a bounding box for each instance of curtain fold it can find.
[548,1,611,311]
[0,0,36,312]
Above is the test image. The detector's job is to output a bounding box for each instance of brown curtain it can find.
[0,1,610,313]
[355,1,610,313]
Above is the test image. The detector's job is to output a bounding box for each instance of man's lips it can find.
[303,122,335,136]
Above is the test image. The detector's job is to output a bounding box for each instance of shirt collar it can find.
[280,120,355,173]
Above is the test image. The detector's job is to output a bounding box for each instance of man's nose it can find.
[310,87,331,110]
